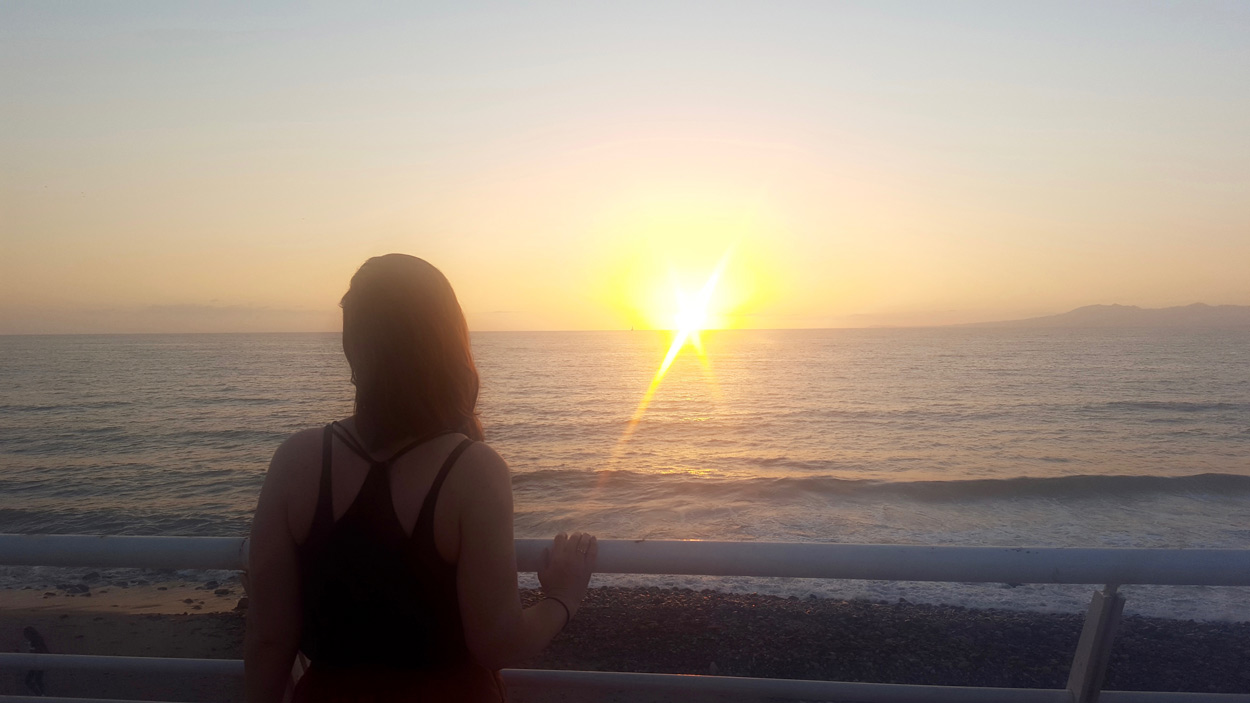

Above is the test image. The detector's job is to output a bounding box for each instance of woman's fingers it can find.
[586,536,598,568]
[550,531,596,574]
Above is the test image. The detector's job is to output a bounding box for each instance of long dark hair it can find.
[340,254,484,445]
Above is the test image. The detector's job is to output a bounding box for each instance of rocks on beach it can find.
[520,587,1250,693]
[33,575,243,602]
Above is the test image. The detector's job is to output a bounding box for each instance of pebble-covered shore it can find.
[3,585,1247,700]
[522,587,1250,694]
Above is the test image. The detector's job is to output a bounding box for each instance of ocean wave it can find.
[0,506,249,537]
[0,400,135,413]
[178,428,290,443]
[1103,401,1250,413]
[512,470,1250,502]
[196,396,282,405]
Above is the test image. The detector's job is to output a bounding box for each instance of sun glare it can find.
[674,291,709,336]
[617,250,733,450]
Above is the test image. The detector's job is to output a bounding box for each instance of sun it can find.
[653,257,726,379]
[618,250,732,445]
[674,290,709,337]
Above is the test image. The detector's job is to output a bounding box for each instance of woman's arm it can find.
[455,444,596,670]
[244,435,310,703]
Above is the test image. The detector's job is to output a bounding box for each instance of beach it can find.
[4,584,1248,701]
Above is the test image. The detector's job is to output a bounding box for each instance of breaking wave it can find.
[513,470,1250,503]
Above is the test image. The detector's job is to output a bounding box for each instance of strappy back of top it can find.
[298,422,475,670]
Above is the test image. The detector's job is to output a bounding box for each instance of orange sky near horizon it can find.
[2,3,1248,334]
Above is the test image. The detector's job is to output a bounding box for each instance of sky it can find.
[2,1,1248,333]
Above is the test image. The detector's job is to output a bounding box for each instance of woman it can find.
[245,254,597,702]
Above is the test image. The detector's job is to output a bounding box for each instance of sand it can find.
[3,582,1248,701]
[1,579,246,701]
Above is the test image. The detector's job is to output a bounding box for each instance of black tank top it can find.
[298,422,474,670]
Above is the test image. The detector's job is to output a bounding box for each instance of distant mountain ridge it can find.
[968,303,1250,328]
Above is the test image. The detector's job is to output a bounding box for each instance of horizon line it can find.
[4,302,1247,337]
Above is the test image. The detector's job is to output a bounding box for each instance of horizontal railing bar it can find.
[2,690,1240,700]
[0,652,241,676]
[503,669,1073,702]
[516,540,1250,586]
[0,697,191,703]
[0,690,1245,700]
[1,657,1247,703]
[3,534,1248,586]
[0,654,1083,702]
[508,670,1250,702]
[0,695,1244,703]
[1105,690,1250,695]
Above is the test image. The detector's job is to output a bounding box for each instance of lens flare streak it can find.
[618,252,731,446]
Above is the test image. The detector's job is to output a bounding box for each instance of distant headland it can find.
[964,303,1250,328]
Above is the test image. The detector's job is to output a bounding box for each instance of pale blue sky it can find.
[3,2,1248,332]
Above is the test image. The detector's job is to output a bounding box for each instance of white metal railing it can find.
[4,653,1246,703]
[1,534,1248,703]
[4,534,1248,585]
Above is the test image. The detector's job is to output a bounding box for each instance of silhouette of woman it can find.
[245,254,596,702]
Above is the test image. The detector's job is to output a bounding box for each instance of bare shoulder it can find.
[253,426,325,545]
[460,440,509,478]
[266,426,325,484]
[446,440,512,505]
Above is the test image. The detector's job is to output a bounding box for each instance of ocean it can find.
[2,328,1248,620]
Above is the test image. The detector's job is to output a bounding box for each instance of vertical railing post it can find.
[1066,584,1125,703]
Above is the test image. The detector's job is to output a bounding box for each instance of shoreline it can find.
[2,585,1248,699]
[1,579,245,616]
[10,566,1250,623]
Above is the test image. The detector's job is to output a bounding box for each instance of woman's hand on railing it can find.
[537,531,597,620]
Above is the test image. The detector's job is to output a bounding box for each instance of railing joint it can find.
[1066,583,1126,703]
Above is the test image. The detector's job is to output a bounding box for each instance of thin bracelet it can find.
[543,596,571,627]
